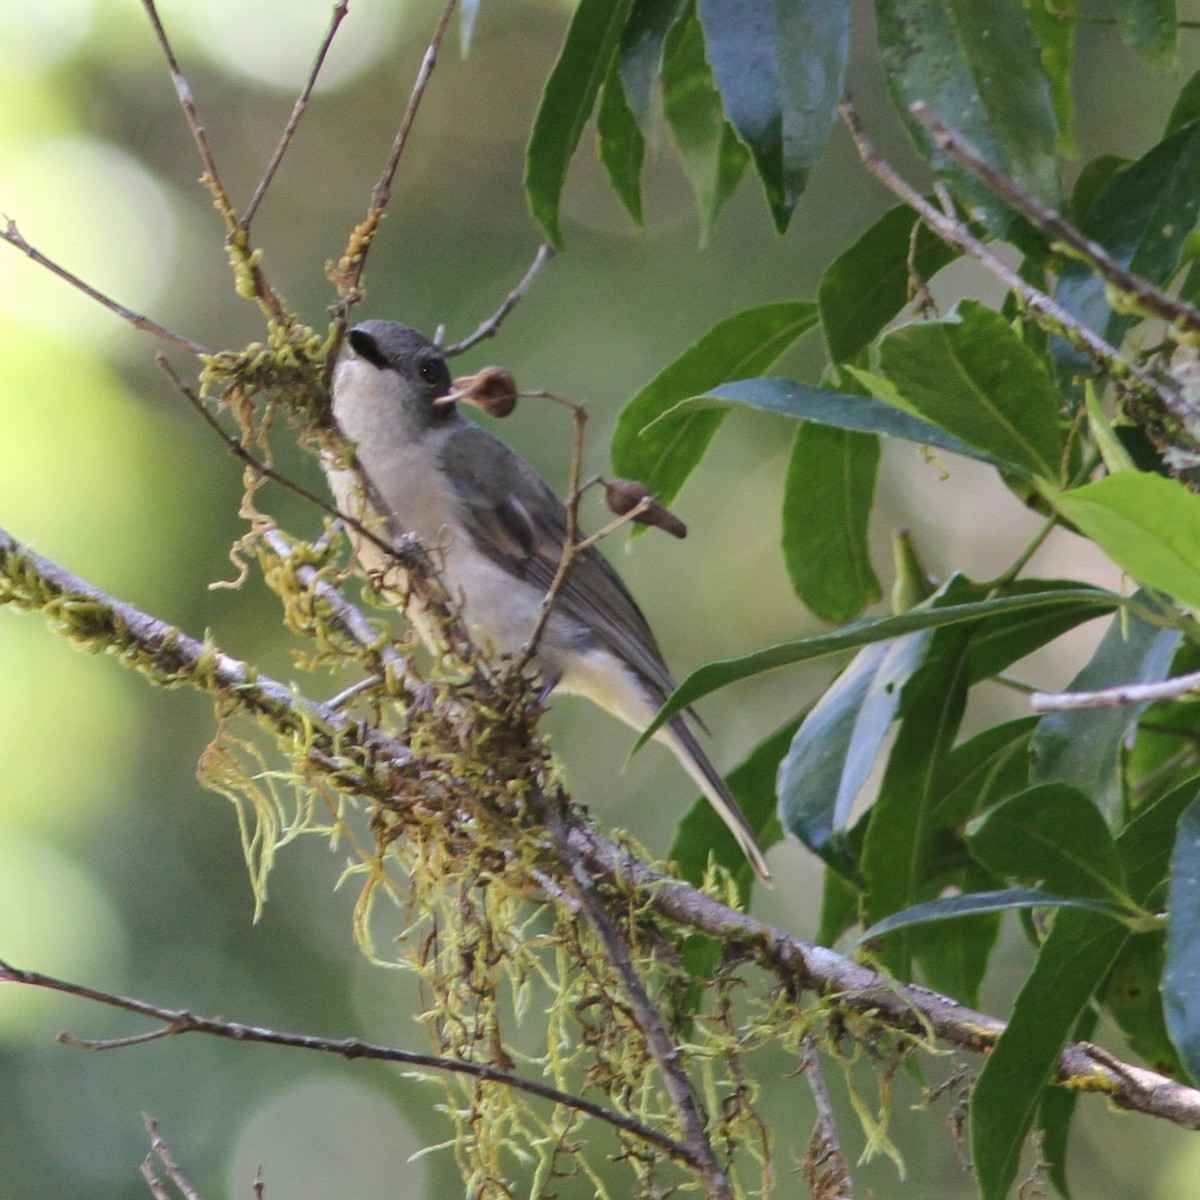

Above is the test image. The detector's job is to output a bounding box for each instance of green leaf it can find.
[619,0,688,131]
[879,300,1066,481]
[1052,472,1200,614]
[610,302,818,504]
[637,587,1122,747]
[932,716,1037,831]
[1055,118,1200,367]
[698,0,850,232]
[818,202,959,365]
[1069,154,1131,227]
[818,867,861,947]
[969,779,1194,1200]
[661,5,749,239]
[860,617,972,976]
[875,0,1060,235]
[1165,795,1200,1082]
[525,0,636,248]
[1116,0,1178,67]
[680,378,1022,470]
[1030,598,1180,819]
[777,625,936,874]
[1025,0,1077,156]
[1166,67,1200,136]
[782,423,881,622]
[966,783,1132,906]
[670,716,797,899]
[597,62,646,226]
[854,888,1128,948]
[1102,932,1185,1078]
[1037,1006,1098,1199]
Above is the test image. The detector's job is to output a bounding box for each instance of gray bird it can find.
[325,320,770,882]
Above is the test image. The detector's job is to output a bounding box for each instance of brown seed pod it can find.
[604,478,687,539]
[449,366,519,418]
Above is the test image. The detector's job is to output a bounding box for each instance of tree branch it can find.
[3,527,1199,1137]
[443,244,556,354]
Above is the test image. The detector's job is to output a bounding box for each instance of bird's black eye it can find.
[420,356,449,388]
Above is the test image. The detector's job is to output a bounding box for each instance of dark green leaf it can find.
[670,717,797,898]
[619,0,688,130]
[637,587,1122,747]
[1053,473,1200,614]
[1102,932,1185,1077]
[682,378,1022,470]
[860,620,972,975]
[966,783,1131,905]
[1069,155,1131,227]
[782,423,881,622]
[597,63,646,225]
[1165,795,1200,1082]
[698,0,849,232]
[1025,0,1077,155]
[661,5,749,239]
[1037,1006,1098,1200]
[777,625,936,873]
[1055,118,1200,367]
[1030,597,1180,819]
[818,202,959,365]
[854,888,1128,948]
[610,302,819,504]
[818,867,861,947]
[1117,0,1178,66]
[879,300,1066,481]
[932,716,1037,831]
[525,0,636,248]
[875,0,1060,235]
[1166,67,1200,136]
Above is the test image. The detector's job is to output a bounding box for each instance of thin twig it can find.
[443,244,556,354]
[1,220,211,356]
[1031,668,1200,711]
[328,0,458,355]
[144,1117,203,1200]
[241,1,350,230]
[139,1159,172,1200]
[0,958,697,1168]
[909,101,1200,338]
[539,804,734,1199]
[838,101,1172,402]
[799,1036,853,1199]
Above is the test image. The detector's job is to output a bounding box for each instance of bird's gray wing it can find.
[437,423,678,700]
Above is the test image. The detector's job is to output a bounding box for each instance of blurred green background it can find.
[3,1,1200,1196]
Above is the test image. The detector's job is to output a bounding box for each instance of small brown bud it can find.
[450,366,519,418]
[604,479,688,539]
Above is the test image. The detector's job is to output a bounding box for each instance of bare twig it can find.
[241,2,351,231]
[909,101,1200,338]
[1031,668,1200,711]
[838,101,1172,403]
[539,802,735,1200]
[0,958,697,1168]
[799,1036,853,1199]
[443,244,556,354]
[328,0,458,356]
[5,532,1200,1138]
[1,220,211,356]
[139,1159,172,1200]
[143,1117,203,1200]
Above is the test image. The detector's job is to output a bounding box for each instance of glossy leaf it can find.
[782,422,881,622]
[1055,117,1200,365]
[674,378,1021,470]
[661,6,749,239]
[1165,795,1200,1082]
[1070,154,1130,226]
[525,0,635,248]
[1052,473,1200,615]
[778,627,935,873]
[1025,0,1077,155]
[931,716,1037,831]
[818,202,959,365]
[966,783,1131,905]
[1166,67,1200,136]
[610,302,818,504]
[854,888,1127,949]
[879,300,1065,481]
[875,0,1060,234]
[1030,598,1180,819]
[597,62,646,225]
[698,0,850,232]
[619,0,688,130]
[1117,0,1178,66]
[637,586,1122,747]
